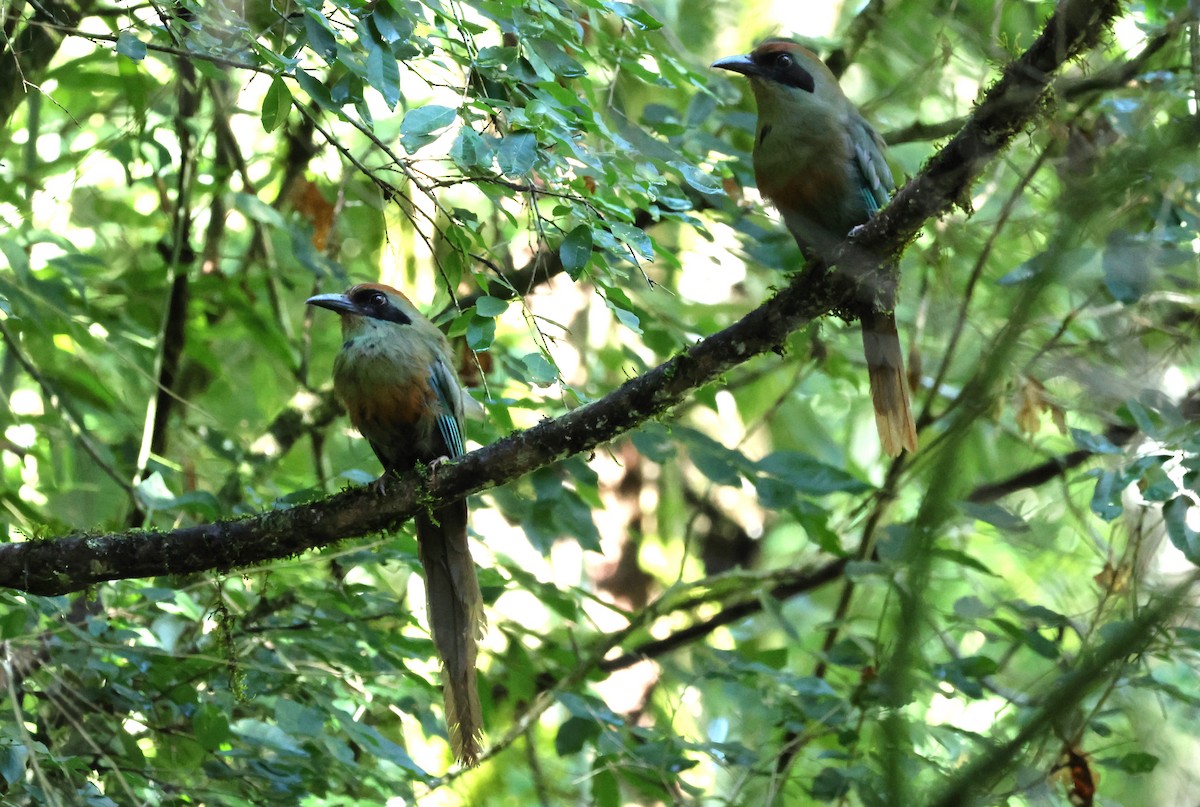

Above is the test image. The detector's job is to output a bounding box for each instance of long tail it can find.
[416,499,484,766]
[859,310,918,456]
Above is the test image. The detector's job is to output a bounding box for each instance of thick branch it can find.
[0,274,838,596]
[0,0,1120,597]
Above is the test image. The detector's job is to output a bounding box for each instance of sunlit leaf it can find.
[474,296,508,317]
[560,224,593,278]
[497,132,538,176]
[400,104,456,152]
[115,32,146,61]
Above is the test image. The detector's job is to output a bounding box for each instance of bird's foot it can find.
[848,223,866,239]
[426,455,452,481]
[370,470,398,497]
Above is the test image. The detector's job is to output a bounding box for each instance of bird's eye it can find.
[774,52,794,69]
[367,292,387,307]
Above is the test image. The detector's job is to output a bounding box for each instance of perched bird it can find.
[714,39,918,456]
[307,283,484,766]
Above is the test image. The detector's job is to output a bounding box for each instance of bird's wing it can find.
[850,113,894,214]
[429,357,466,458]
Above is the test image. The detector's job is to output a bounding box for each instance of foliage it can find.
[0,0,1199,805]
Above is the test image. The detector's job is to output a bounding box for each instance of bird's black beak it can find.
[712,53,760,78]
[306,292,357,315]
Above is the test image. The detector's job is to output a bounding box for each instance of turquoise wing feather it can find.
[850,114,893,216]
[429,357,466,458]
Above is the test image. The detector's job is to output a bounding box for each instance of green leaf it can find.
[559,692,621,724]
[170,490,221,520]
[261,77,291,132]
[931,547,998,576]
[845,560,888,579]
[953,596,991,619]
[960,501,1031,533]
[476,46,518,67]
[230,192,287,229]
[170,589,206,622]
[450,127,493,171]
[466,314,495,350]
[337,716,426,775]
[302,10,339,63]
[0,608,27,640]
[559,225,593,278]
[193,705,231,751]
[687,442,743,486]
[497,132,538,176]
[668,160,722,194]
[631,423,675,463]
[116,32,146,61]
[609,222,654,261]
[1009,602,1069,625]
[1020,628,1061,660]
[555,715,600,756]
[159,735,205,770]
[521,352,558,384]
[1174,626,1200,650]
[1071,427,1124,455]
[400,104,456,152]
[553,487,601,552]
[1099,751,1159,773]
[0,237,30,280]
[233,719,304,755]
[605,1,663,30]
[135,472,176,511]
[474,296,508,317]
[934,655,999,699]
[366,38,401,109]
[754,475,796,509]
[275,699,326,736]
[295,67,336,111]
[1163,496,1200,564]
[370,5,413,45]
[591,757,621,807]
[0,743,28,786]
[1104,231,1155,303]
[605,298,642,333]
[529,38,587,78]
[1088,469,1125,521]
[811,767,851,800]
[756,452,871,496]
[798,508,843,554]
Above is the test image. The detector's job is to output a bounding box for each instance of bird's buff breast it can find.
[332,338,437,441]
[753,121,858,233]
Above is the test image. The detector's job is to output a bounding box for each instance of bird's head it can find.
[712,39,844,126]
[306,283,422,336]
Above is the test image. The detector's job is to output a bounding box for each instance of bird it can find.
[307,283,484,766]
[713,39,918,456]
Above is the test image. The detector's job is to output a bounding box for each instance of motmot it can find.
[307,283,484,766]
[714,39,918,456]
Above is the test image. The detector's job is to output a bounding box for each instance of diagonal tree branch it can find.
[0,0,1122,598]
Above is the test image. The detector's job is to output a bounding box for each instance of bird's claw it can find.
[848,223,866,239]
[427,455,451,481]
[370,473,394,497]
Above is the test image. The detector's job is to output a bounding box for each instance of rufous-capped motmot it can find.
[307,283,484,766]
[714,39,918,456]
